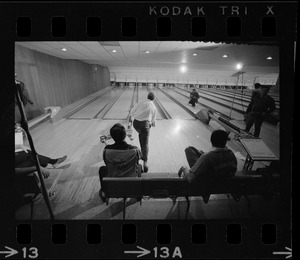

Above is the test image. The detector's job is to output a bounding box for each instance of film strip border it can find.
[2,220,291,258]
[1,1,296,259]
[0,2,297,40]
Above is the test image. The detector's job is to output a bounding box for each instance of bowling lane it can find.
[198,89,249,111]
[69,86,124,119]
[137,86,165,120]
[206,88,280,108]
[128,118,249,173]
[148,86,195,120]
[177,87,247,114]
[206,88,252,102]
[220,88,280,102]
[173,87,244,120]
[103,86,135,119]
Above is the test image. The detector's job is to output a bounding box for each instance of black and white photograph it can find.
[14,41,281,220]
[0,1,295,259]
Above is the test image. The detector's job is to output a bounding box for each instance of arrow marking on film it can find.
[124,246,151,258]
[0,246,18,258]
[273,247,292,259]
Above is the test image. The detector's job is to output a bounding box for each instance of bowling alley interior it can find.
[13,41,287,220]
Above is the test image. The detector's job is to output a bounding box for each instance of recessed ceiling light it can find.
[145,50,150,54]
[267,56,272,60]
[193,53,197,56]
[112,49,117,53]
[61,48,67,52]
[223,54,228,58]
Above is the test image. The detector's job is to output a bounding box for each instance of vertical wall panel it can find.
[15,45,110,120]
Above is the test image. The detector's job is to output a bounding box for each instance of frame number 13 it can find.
[22,247,38,258]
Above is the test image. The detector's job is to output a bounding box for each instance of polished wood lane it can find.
[173,87,244,120]
[148,86,195,120]
[103,86,135,119]
[68,87,123,119]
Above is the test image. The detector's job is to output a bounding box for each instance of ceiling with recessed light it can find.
[15,41,279,86]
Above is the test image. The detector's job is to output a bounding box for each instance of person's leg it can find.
[185,146,203,168]
[37,154,52,167]
[15,151,50,168]
[245,113,255,132]
[98,166,108,202]
[15,150,66,168]
[133,119,142,144]
[191,99,196,107]
[35,153,66,168]
[133,120,150,162]
[137,164,143,177]
[99,166,108,185]
[15,151,31,167]
[254,115,264,137]
[140,126,150,162]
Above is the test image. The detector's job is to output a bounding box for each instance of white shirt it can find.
[130,100,157,124]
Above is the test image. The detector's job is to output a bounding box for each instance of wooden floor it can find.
[15,86,280,220]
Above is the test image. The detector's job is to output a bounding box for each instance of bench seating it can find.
[101,171,280,219]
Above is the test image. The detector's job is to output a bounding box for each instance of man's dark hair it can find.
[210,129,229,148]
[254,83,261,89]
[110,123,126,143]
[147,92,155,101]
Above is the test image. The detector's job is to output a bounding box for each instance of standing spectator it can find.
[15,73,34,107]
[245,85,276,137]
[244,83,262,121]
[178,129,237,184]
[188,89,200,107]
[251,82,262,99]
[129,92,157,172]
[15,73,34,123]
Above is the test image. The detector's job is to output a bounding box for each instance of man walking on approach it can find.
[129,92,157,172]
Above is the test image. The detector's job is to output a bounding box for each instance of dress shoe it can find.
[52,155,67,168]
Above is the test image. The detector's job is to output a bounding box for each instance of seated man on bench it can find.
[99,123,143,202]
[178,129,237,185]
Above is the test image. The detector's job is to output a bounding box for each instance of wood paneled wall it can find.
[15,45,110,120]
